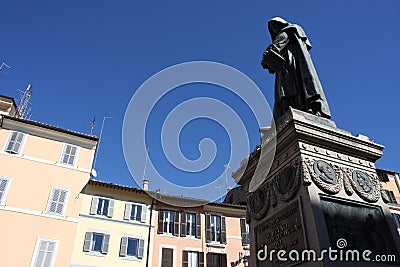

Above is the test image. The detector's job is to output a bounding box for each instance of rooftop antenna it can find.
[92,116,114,170]
[216,179,223,203]
[18,84,33,119]
[0,62,11,75]
[88,117,96,135]
[224,164,231,192]
[142,144,151,181]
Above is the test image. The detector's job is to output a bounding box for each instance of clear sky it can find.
[1,1,399,199]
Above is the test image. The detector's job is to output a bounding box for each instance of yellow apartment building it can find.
[378,168,400,234]
[70,179,154,267]
[152,193,249,267]
[0,95,98,267]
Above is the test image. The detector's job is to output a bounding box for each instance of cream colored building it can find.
[70,180,154,267]
[0,95,98,267]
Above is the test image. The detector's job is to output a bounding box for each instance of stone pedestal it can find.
[233,108,400,266]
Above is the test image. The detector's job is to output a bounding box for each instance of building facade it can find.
[0,96,98,267]
[378,168,400,233]
[70,180,154,267]
[152,194,249,267]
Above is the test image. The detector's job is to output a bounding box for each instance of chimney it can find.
[142,179,149,191]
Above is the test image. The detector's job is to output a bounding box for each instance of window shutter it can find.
[205,214,211,243]
[141,205,147,223]
[157,210,164,234]
[180,212,187,237]
[48,189,59,213]
[124,203,131,220]
[240,218,248,245]
[107,200,114,217]
[206,253,212,266]
[56,190,67,215]
[222,254,227,267]
[137,239,145,259]
[199,252,204,267]
[389,191,398,204]
[102,234,110,254]
[196,213,201,239]
[221,216,226,244]
[90,197,99,215]
[182,251,188,267]
[0,179,9,202]
[83,232,92,251]
[174,211,180,236]
[120,237,128,256]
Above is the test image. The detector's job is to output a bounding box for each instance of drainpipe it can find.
[146,198,155,267]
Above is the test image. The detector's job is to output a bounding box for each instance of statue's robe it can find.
[270,24,331,120]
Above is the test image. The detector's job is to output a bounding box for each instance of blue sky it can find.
[1,1,399,199]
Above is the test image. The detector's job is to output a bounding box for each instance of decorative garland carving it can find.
[247,159,301,220]
[303,158,342,194]
[340,166,354,196]
[349,170,381,203]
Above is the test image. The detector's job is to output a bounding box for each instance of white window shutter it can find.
[124,203,131,220]
[102,234,110,254]
[137,239,145,259]
[141,205,147,223]
[90,197,99,215]
[119,237,128,256]
[56,190,67,215]
[107,200,114,218]
[0,179,10,203]
[48,189,59,213]
[83,232,92,252]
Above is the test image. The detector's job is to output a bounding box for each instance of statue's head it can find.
[268,17,289,37]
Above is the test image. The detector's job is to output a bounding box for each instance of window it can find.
[124,203,147,222]
[206,253,227,267]
[393,214,400,229]
[5,131,25,154]
[205,214,226,244]
[240,218,250,246]
[182,251,204,267]
[83,232,110,254]
[0,177,11,205]
[90,196,114,217]
[60,144,78,166]
[119,237,145,259]
[161,248,173,267]
[164,210,175,234]
[31,238,58,267]
[157,210,179,236]
[383,189,398,204]
[46,188,68,215]
[186,213,196,237]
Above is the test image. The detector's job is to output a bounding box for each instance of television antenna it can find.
[88,117,96,135]
[0,62,11,75]
[224,164,231,192]
[18,84,33,119]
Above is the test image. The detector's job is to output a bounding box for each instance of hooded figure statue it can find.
[261,17,331,120]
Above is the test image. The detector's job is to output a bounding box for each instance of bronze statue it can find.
[261,17,331,120]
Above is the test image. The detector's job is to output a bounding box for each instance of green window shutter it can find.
[141,205,147,223]
[173,211,180,236]
[90,197,99,215]
[221,216,227,244]
[180,212,187,237]
[137,239,145,259]
[222,253,227,267]
[196,213,201,239]
[119,237,128,256]
[182,250,188,267]
[198,252,204,267]
[205,214,211,243]
[83,232,92,252]
[107,200,114,218]
[102,234,110,254]
[157,210,164,234]
[124,203,131,220]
